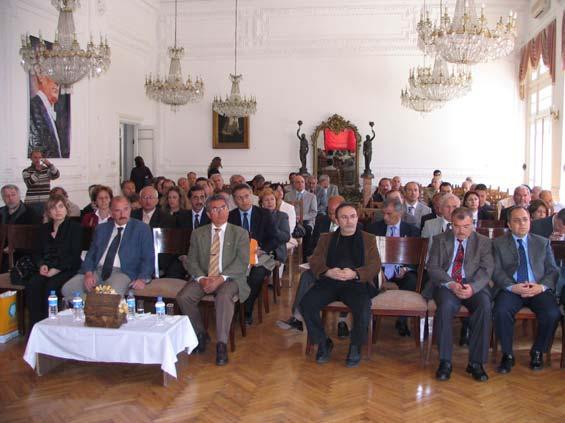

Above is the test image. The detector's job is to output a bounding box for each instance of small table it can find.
[23,311,198,386]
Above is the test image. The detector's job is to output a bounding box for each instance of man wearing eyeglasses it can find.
[176,194,249,366]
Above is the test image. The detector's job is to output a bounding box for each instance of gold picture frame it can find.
[212,111,249,149]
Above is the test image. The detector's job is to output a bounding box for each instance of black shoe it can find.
[193,332,210,354]
[459,324,470,347]
[395,318,411,337]
[466,362,489,382]
[530,350,543,371]
[496,353,515,374]
[337,321,350,339]
[216,342,228,366]
[345,344,361,368]
[315,338,334,364]
[244,313,253,326]
[435,360,452,381]
[276,317,304,331]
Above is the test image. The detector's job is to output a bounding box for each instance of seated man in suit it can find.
[306,175,318,194]
[229,183,278,324]
[371,177,391,203]
[391,176,402,192]
[492,206,561,373]
[315,174,339,215]
[420,192,444,230]
[176,194,249,365]
[474,184,495,217]
[177,186,210,230]
[426,207,493,382]
[366,198,420,336]
[500,185,531,224]
[301,203,380,367]
[422,193,460,242]
[423,176,441,206]
[120,180,136,199]
[384,190,418,227]
[439,182,453,194]
[284,174,318,261]
[404,181,432,228]
[62,196,154,300]
[210,173,225,194]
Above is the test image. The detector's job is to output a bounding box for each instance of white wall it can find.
[0,0,160,206]
[156,0,529,190]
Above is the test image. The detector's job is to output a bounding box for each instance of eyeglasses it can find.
[140,196,156,200]
[210,206,227,213]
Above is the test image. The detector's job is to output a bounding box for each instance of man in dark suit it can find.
[404,181,432,228]
[366,198,420,336]
[500,185,531,225]
[176,194,249,365]
[228,183,278,324]
[492,206,561,373]
[474,184,495,218]
[315,174,339,215]
[29,76,69,158]
[62,196,155,300]
[426,207,493,382]
[177,186,210,229]
[530,209,565,239]
[301,203,380,367]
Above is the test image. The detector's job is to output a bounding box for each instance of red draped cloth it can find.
[324,128,356,152]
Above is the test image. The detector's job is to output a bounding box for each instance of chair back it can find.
[375,236,429,292]
[152,227,192,278]
[6,224,42,268]
[476,227,509,239]
[551,240,565,265]
[81,226,94,251]
[0,224,7,271]
[358,208,382,226]
[477,219,506,228]
[289,200,304,223]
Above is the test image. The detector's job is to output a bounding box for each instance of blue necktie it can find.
[384,226,398,280]
[243,212,250,232]
[194,213,200,229]
[516,239,529,283]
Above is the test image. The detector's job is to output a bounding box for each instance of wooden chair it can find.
[550,240,565,368]
[476,227,510,239]
[201,294,245,352]
[426,302,471,363]
[357,208,382,227]
[0,224,42,335]
[477,219,506,229]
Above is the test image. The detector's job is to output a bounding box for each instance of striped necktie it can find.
[208,228,221,277]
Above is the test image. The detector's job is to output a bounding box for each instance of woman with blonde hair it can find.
[259,188,291,264]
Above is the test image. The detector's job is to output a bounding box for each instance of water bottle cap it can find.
[74,292,80,296]
[50,290,56,295]
[157,296,163,301]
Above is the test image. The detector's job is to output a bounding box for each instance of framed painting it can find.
[212,111,249,149]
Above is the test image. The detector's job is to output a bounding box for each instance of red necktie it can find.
[451,240,464,284]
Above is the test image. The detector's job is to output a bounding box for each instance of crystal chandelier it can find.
[408,55,472,102]
[401,88,446,113]
[212,0,257,118]
[145,0,204,111]
[417,0,517,65]
[19,0,110,94]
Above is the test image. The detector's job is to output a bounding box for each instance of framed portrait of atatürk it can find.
[212,111,249,149]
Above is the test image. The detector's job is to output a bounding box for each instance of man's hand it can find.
[511,283,529,296]
[325,268,344,280]
[39,265,49,277]
[549,232,564,241]
[458,284,474,299]
[521,283,544,298]
[202,276,225,294]
[130,279,146,290]
[396,267,408,279]
[84,272,97,291]
[42,159,52,167]
[46,268,60,277]
[340,268,358,281]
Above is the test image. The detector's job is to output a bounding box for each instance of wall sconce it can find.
[550,105,560,120]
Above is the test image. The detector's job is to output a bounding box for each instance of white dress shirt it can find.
[142,208,156,225]
[196,222,229,281]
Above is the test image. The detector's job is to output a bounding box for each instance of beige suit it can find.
[176,223,249,343]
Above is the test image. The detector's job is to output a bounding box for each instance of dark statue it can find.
[297,120,309,174]
[362,121,375,178]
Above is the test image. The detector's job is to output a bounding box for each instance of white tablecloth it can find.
[23,311,198,378]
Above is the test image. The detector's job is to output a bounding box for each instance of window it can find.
[525,62,552,188]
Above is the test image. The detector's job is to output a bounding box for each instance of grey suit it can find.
[284,190,317,227]
[315,185,339,214]
[492,232,561,354]
[176,223,249,343]
[426,231,493,364]
[403,202,431,227]
[421,216,448,251]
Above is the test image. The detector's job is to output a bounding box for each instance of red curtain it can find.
[324,128,356,152]
[519,19,556,99]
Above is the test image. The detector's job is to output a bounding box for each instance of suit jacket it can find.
[420,212,437,230]
[424,231,493,299]
[186,223,250,301]
[421,217,446,240]
[29,95,69,158]
[35,218,82,272]
[175,209,210,229]
[492,232,559,293]
[309,231,380,287]
[131,207,176,228]
[271,210,291,262]
[403,202,431,227]
[315,185,339,214]
[365,220,421,237]
[284,190,317,226]
[312,214,332,250]
[499,206,514,226]
[530,216,554,239]
[0,202,40,224]
[228,206,278,253]
[81,218,155,281]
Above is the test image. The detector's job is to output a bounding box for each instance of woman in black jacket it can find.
[26,194,82,326]
[130,156,153,192]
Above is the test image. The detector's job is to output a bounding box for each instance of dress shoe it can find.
[530,350,543,371]
[395,318,411,337]
[244,313,253,326]
[193,332,210,354]
[345,344,361,368]
[435,360,452,381]
[216,342,229,366]
[459,324,470,346]
[496,353,515,374]
[337,321,350,339]
[276,317,303,331]
[315,338,334,364]
[466,362,489,382]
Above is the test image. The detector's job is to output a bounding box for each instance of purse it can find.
[292,223,306,239]
[9,255,38,285]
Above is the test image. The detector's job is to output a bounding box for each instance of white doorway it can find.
[119,122,138,183]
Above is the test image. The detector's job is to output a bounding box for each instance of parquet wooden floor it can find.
[0,273,564,422]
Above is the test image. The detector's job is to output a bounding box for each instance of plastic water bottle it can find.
[155,296,166,322]
[72,292,84,322]
[127,290,136,321]
[48,291,58,319]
